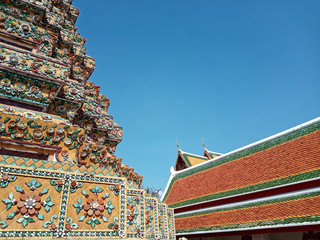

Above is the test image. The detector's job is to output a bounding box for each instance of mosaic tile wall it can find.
[0,0,175,239]
[0,163,175,239]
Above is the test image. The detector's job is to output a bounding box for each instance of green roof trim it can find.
[163,121,320,204]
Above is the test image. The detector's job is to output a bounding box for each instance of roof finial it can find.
[176,139,181,151]
[202,138,207,150]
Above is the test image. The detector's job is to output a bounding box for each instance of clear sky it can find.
[73,0,320,192]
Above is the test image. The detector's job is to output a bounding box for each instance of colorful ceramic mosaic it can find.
[126,189,145,239]
[0,162,176,239]
[145,197,160,239]
[0,0,175,239]
[158,203,169,240]
[0,165,127,238]
[167,208,175,240]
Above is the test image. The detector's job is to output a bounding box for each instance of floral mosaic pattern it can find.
[158,203,168,240]
[0,2,42,32]
[73,185,113,228]
[3,178,55,227]
[0,106,143,186]
[0,171,63,236]
[0,111,83,160]
[66,175,126,236]
[0,12,53,54]
[0,1,175,239]
[0,45,70,81]
[145,197,159,239]
[127,189,145,238]
[0,165,138,238]
[0,70,58,107]
[167,208,175,240]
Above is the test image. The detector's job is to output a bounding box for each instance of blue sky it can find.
[73,1,320,191]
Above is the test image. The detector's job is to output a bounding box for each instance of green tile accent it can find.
[12,156,20,161]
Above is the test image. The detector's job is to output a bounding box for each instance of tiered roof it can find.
[175,189,320,234]
[175,147,222,171]
[163,117,320,236]
[204,148,222,159]
[175,150,208,170]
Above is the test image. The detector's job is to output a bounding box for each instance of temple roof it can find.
[204,148,222,159]
[174,146,223,171]
[175,150,208,171]
[162,116,320,209]
[175,188,320,234]
[163,116,320,236]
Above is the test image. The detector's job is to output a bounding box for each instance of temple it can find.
[162,117,320,240]
[1,0,319,240]
[0,0,175,239]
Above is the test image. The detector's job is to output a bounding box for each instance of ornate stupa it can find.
[0,0,175,239]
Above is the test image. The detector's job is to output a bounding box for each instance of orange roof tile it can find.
[176,193,320,233]
[165,128,320,207]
